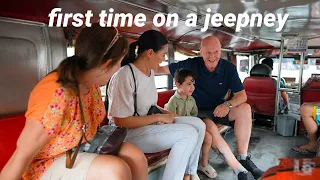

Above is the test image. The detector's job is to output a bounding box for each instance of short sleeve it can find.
[168,58,198,77]
[25,72,67,136]
[108,68,135,118]
[228,65,244,93]
[165,97,177,114]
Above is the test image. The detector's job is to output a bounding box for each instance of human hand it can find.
[155,114,175,124]
[213,103,230,117]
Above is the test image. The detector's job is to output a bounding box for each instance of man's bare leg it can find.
[228,103,263,179]
[228,103,252,154]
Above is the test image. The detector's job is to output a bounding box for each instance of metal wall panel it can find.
[0,18,66,116]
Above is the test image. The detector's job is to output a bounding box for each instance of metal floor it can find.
[199,126,313,180]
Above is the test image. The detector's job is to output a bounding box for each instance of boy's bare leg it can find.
[200,131,212,166]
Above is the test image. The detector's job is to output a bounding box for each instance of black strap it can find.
[66,92,90,169]
[128,64,140,116]
[104,64,139,116]
[104,80,110,110]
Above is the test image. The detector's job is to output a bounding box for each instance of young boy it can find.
[165,68,218,179]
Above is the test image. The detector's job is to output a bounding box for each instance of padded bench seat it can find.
[0,114,26,171]
[0,90,176,173]
[0,89,232,175]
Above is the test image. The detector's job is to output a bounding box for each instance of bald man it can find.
[156,36,263,180]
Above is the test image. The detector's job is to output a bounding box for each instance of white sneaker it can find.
[191,174,201,180]
[198,163,218,178]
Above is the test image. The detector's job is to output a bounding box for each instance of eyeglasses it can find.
[96,27,121,76]
[104,26,121,56]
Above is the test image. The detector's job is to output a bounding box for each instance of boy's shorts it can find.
[197,110,235,128]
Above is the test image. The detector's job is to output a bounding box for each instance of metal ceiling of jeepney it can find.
[1,0,320,52]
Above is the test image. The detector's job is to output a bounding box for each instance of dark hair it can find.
[121,30,168,66]
[261,58,274,70]
[55,23,128,94]
[174,68,196,84]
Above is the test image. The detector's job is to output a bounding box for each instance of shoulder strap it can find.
[104,80,110,110]
[128,64,139,116]
[66,95,90,169]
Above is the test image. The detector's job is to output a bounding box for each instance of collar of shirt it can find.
[200,57,223,75]
[174,90,193,101]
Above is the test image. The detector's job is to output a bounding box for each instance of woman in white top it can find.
[107,30,206,180]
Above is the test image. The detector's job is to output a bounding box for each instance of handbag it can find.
[147,105,163,115]
[65,93,127,169]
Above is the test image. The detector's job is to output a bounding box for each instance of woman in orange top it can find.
[0,24,148,180]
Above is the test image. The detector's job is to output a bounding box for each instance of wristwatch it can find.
[224,101,232,110]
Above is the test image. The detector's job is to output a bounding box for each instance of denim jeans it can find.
[125,116,206,180]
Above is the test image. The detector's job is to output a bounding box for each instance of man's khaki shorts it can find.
[41,153,98,180]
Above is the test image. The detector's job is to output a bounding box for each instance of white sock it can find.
[235,166,248,176]
[238,154,248,161]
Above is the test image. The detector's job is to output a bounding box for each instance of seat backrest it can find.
[0,114,26,171]
[157,90,175,108]
[244,64,276,116]
[301,77,320,103]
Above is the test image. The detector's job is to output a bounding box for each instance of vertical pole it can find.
[167,42,174,90]
[295,51,305,136]
[298,52,305,94]
[274,38,285,132]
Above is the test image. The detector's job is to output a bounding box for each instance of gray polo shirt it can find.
[164,91,198,117]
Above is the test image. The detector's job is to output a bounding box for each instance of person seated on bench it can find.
[107,30,206,180]
[164,68,218,179]
[0,25,148,180]
[156,36,264,180]
[293,102,320,154]
[261,58,289,113]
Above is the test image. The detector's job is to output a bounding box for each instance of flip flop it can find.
[292,146,316,155]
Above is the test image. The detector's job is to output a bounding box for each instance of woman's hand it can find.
[154,114,175,124]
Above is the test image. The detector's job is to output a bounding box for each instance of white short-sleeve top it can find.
[107,63,158,124]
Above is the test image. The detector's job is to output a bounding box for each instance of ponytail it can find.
[56,55,88,95]
[121,30,168,67]
[121,41,139,66]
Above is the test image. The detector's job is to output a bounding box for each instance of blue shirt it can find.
[169,57,244,110]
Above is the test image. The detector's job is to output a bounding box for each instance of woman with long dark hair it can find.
[108,30,206,180]
[0,24,148,180]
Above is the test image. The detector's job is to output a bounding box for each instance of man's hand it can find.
[213,103,230,117]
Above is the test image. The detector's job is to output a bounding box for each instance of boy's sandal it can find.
[198,163,218,178]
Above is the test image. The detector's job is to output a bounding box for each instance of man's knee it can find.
[233,103,252,122]
[239,103,252,115]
